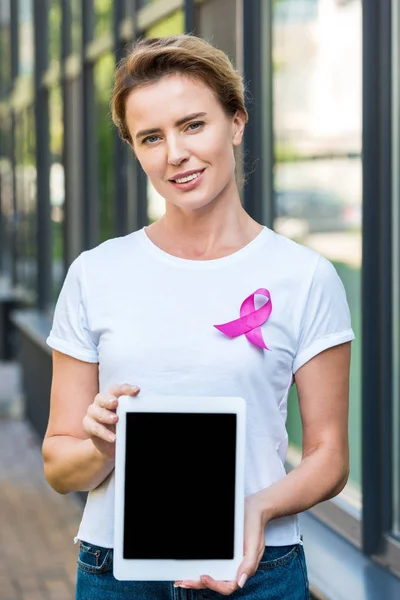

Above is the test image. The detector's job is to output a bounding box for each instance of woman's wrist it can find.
[246,490,275,525]
[87,438,115,467]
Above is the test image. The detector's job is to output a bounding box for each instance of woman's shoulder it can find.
[77,230,143,268]
[265,228,326,271]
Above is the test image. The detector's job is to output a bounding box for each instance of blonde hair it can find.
[111,34,248,146]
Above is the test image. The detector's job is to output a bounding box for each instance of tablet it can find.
[113,395,246,581]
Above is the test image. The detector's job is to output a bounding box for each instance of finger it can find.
[87,404,118,426]
[109,383,141,398]
[200,576,238,595]
[94,393,118,410]
[176,580,207,589]
[82,416,116,443]
[234,546,263,590]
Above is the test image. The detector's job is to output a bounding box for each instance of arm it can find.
[179,341,351,594]
[42,350,139,494]
[254,340,351,522]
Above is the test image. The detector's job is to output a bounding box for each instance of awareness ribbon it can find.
[213,288,272,350]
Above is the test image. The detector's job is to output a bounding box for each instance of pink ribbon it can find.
[213,289,272,350]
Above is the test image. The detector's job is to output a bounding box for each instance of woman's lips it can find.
[169,169,205,191]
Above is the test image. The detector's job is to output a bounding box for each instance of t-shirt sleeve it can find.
[46,254,99,363]
[292,255,355,374]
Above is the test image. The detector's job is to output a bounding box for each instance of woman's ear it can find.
[232,111,246,146]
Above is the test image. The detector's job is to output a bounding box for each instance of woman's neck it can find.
[146,202,263,261]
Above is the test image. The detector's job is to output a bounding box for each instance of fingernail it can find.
[238,573,247,588]
[109,433,116,442]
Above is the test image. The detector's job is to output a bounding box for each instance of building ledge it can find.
[11,308,52,355]
[300,512,400,600]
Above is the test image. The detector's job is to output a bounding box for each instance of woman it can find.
[43,34,354,599]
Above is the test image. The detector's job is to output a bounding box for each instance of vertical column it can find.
[82,0,99,249]
[241,0,273,226]
[184,0,195,34]
[9,0,18,285]
[362,0,393,556]
[114,0,129,236]
[61,0,83,266]
[33,0,52,310]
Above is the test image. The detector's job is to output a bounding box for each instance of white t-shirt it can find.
[47,226,355,548]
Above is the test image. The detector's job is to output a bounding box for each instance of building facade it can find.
[0,0,399,597]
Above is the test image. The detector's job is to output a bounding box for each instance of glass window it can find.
[49,0,62,63]
[0,0,10,96]
[0,118,13,276]
[49,86,65,300]
[94,0,112,38]
[18,0,34,76]
[195,0,237,66]
[15,107,37,300]
[272,0,362,509]
[94,52,115,242]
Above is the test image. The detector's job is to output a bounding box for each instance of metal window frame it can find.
[61,0,82,268]
[113,0,130,236]
[392,0,400,546]
[81,0,99,250]
[362,0,394,562]
[33,0,51,310]
[241,0,273,227]
[185,0,195,33]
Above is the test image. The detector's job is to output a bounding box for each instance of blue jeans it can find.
[76,541,310,599]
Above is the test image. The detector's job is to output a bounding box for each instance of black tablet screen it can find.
[123,412,236,560]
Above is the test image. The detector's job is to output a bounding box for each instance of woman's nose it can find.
[166,136,190,166]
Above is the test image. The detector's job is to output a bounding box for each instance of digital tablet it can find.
[113,395,246,581]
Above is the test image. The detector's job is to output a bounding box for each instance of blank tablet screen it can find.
[123,412,237,560]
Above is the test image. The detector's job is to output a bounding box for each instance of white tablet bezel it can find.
[114,395,246,581]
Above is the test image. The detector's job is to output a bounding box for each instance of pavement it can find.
[0,362,83,600]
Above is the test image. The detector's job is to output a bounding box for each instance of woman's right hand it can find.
[82,383,140,460]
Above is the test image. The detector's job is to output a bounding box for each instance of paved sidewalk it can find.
[0,418,83,600]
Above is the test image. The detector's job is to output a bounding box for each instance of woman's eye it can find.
[142,135,160,145]
[187,121,204,132]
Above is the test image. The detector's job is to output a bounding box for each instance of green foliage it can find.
[95,0,113,37]
[274,144,304,163]
[49,0,62,63]
[146,10,184,37]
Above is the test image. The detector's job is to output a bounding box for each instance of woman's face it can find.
[125,74,245,212]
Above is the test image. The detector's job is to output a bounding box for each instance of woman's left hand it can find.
[174,493,267,595]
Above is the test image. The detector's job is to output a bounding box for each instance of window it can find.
[0,119,13,275]
[272,0,362,508]
[0,0,10,96]
[18,0,34,76]
[195,0,238,67]
[49,86,65,300]
[14,107,37,300]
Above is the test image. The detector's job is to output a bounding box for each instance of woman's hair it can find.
[111,34,248,146]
